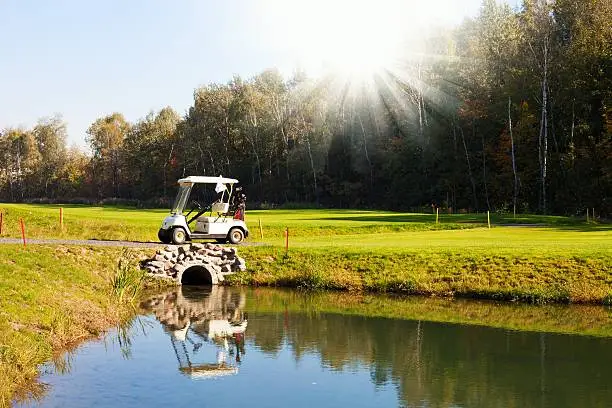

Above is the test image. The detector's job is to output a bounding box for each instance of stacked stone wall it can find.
[141,243,246,284]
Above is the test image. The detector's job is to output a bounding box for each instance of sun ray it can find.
[257,0,478,147]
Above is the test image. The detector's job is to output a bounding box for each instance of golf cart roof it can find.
[178,176,239,185]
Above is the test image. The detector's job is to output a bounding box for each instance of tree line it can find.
[1,0,610,215]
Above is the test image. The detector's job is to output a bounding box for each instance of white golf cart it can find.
[158,176,249,245]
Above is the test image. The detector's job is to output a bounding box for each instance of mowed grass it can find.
[0,203,610,304]
[0,203,602,244]
[0,204,167,242]
[0,204,482,241]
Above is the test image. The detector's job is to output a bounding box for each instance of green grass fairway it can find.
[280,227,611,255]
[0,204,167,242]
[1,203,610,303]
[0,203,607,246]
[0,203,610,259]
[1,205,484,241]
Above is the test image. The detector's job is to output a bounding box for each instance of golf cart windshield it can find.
[171,184,193,214]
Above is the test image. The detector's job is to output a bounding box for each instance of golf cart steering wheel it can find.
[186,201,210,225]
[185,200,203,219]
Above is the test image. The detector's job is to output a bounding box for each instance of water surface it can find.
[22,286,612,407]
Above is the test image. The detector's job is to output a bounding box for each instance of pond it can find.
[19,286,612,407]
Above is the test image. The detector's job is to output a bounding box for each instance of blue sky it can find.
[0,0,520,147]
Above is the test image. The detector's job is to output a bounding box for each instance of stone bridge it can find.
[140,285,247,332]
[141,242,246,285]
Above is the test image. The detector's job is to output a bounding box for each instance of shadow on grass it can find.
[537,224,612,232]
[495,215,612,231]
[325,214,441,223]
[29,204,168,212]
[323,213,612,231]
[324,213,491,224]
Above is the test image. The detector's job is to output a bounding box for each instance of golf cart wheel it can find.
[171,227,187,245]
[158,229,171,244]
[228,228,244,244]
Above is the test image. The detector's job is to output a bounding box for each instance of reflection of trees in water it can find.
[139,287,612,406]
[247,311,612,407]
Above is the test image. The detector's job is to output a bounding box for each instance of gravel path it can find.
[0,238,267,247]
[0,238,165,247]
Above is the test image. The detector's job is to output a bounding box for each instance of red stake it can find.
[285,227,289,255]
[0,211,3,235]
[19,217,26,247]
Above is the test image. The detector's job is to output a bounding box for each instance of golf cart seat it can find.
[211,202,229,215]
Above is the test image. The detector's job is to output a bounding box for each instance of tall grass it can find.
[111,250,145,303]
[0,330,49,408]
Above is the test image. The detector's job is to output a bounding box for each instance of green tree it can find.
[0,128,40,201]
[123,107,180,199]
[32,115,68,198]
[86,113,130,197]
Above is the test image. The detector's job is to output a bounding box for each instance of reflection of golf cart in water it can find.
[170,318,247,379]
[158,176,249,245]
[142,286,248,380]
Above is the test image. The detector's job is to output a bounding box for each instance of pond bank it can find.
[1,244,610,405]
[0,246,151,407]
[230,247,612,305]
